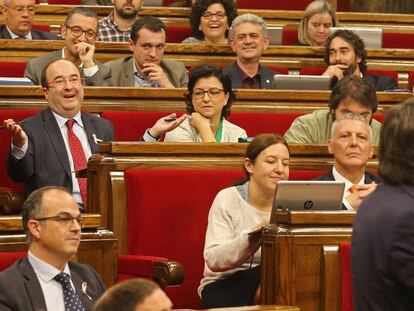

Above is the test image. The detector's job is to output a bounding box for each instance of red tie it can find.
[66,119,88,208]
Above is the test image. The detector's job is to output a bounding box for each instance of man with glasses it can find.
[224,13,276,89]
[0,0,59,39]
[25,7,111,86]
[0,186,106,311]
[3,59,114,209]
[105,16,188,87]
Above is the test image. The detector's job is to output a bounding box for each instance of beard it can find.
[115,6,139,20]
[342,62,358,77]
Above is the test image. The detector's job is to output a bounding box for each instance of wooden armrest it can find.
[154,261,184,289]
[0,188,25,215]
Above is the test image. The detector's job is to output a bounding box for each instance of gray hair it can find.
[229,13,267,39]
[331,112,373,140]
[298,0,338,45]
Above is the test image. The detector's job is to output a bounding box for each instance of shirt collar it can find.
[52,110,83,130]
[61,49,84,69]
[6,25,32,39]
[28,250,71,283]
[332,166,365,192]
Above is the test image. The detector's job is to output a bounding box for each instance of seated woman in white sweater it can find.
[198,134,290,307]
[164,65,246,142]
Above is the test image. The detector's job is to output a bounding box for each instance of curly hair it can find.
[189,0,237,40]
[324,29,368,75]
[185,65,235,118]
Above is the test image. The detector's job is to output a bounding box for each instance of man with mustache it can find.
[224,13,277,89]
[0,0,59,39]
[3,59,114,209]
[0,186,106,311]
[315,112,379,210]
[25,7,111,86]
[97,0,144,42]
[105,16,188,88]
[284,75,382,145]
[322,29,398,91]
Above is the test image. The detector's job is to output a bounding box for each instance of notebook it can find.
[330,27,383,49]
[271,74,333,90]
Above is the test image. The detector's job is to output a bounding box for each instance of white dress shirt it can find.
[332,166,365,210]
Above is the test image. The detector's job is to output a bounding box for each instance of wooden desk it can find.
[0,214,118,286]
[87,142,377,253]
[202,306,300,311]
[261,211,354,311]
[0,87,410,114]
[1,40,414,88]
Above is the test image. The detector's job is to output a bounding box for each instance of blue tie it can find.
[54,272,86,311]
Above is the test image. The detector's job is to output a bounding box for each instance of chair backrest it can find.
[383,32,414,49]
[47,0,80,4]
[237,0,314,10]
[0,110,39,190]
[339,243,353,311]
[167,25,192,43]
[227,112,304,137]
[124,168,328,308]
[0,252,26,271]
[0,61,27,78]
[282,28,299,45]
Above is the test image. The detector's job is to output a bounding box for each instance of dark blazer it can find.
[0,256,106,311]
[0,25,60,40]
[7,108,114,197]
[364,74,398,91]
[351,183,414,311]
[25,50,112,86]
[223,62,276,89]
[314,168,381,210]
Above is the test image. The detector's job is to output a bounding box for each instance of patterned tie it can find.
[54,272,86,311]
[66,119,88,207]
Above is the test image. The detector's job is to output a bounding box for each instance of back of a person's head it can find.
[379,98,414,185]
[329,75,377,114]
[93,279,159,311]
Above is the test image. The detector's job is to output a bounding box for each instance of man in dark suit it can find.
[223,14,276,89]
[322,29,398,91]
[0,186,106,310]
[352,98,414,310]
[3,58,114,208]
[24,7,111,86]
[0,0,59,40]
[315,112,379,210]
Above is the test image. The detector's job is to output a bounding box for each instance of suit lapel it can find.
[0,26,12,39]
[82,112,99,154]
[42,108,72,178]
[20,258,48,311]
[71,268,94,310]
[260,66,274,89]
[123,57,135,87]
[228,63,242,88]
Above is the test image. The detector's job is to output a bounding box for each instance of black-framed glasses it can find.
[192,88,224,99]
[34,213,85,228]
[65,24,97,40]
[202,11,226,20]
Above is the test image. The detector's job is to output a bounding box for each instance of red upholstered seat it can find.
[227,112,304,137]
[268,67,289,75]
[0,61,27,78]
[47,0,80,4]
[409,72,414,91]
[167,25,192,43]
[340,243,353,311]
[383,32,414,49]
[120,168,327,308]
[0,252,26,271]
[101,111,185,141]
[282,28,299,45]
[299,67,326,75]
[0,110,39,190]
[237,0,314,10]
[32,24,51,33]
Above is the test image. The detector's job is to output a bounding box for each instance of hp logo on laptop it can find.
[304,200,314,210]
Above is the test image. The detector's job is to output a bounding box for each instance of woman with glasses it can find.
[198,134,290,307]
[296,0,338,46]
[164,65,246,142]
[182,0,237,45]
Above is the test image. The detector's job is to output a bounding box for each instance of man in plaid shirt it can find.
[98,0,143,42]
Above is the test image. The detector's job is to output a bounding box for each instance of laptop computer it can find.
[269,180,345,223]
[271,74,333,90]
[330,27,383,49]
[267,26,283,45]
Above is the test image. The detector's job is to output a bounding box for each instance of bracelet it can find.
[146,129,160,140]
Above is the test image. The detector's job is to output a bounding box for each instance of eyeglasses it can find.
[202,11,226,20]
[47,76,83,88]
[34,213,85,228]
[192,88,224,99]
[5,5,35,15]
[65,24,97,40]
